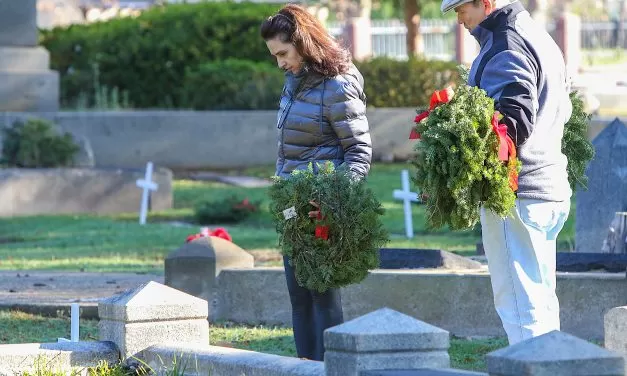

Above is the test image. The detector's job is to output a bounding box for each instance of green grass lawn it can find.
[0,311,507,372]
[0,163,575,273]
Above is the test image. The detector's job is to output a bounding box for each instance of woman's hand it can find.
[308,200,321,219]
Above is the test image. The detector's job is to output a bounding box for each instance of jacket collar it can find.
[471,1,525,45]
[285,67,325,97]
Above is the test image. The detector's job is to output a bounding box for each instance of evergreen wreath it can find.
[268,162,388,293]
[410,72,520,231]
[563,91,595,191]
[410,70,594,231]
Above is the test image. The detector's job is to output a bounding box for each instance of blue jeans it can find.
[283,256,343,360]
[481,198,570,344]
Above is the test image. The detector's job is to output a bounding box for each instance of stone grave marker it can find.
[393,169,421,239]
[0,0,59,111]
[576,118,627,254]
[379,248,483,270]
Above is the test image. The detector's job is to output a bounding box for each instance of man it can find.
[441,0,573,344]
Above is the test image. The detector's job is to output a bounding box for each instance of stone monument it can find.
[0,0,59,111]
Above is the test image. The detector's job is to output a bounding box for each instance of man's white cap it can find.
[441,0,473,13]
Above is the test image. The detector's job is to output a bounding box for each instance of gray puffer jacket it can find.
[275,64,372,179]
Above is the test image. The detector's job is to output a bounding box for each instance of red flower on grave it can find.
[186,227,233,243]
[211,227,233,242]
[233,198,257,212]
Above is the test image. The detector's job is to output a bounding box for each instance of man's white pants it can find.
[480,198,570,345]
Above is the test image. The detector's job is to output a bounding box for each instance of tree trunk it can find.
[404,0,423,57]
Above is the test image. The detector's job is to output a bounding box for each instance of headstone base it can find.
[379,248,483,269]
[0,47,50,71]
[0,71,59,112]
[556,252,627,272]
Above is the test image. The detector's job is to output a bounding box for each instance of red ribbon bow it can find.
[409,88,454,140]
[186,227,233,243]
[491,112,518,191]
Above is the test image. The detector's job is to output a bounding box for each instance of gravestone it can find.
[601,212,627,254]
[605,306,627,374]
[0,0,59,111]
[324,308,450,376]
[98,281,209,362]
[556,252,627,272]
[576,118,627,253]
[379,248,483,270]
[165,236,254,321]
[486,330,624,375]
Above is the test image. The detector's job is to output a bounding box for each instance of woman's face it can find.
[266,36,303,74]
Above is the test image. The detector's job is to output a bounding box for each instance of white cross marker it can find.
[393,169,420,239]
[58,303,80,343]
[136,162,159,225]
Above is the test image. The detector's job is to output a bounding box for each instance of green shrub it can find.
[181,59,284,110]
[194,196,259,224]
[179,58,459,110]
[1,118,80,168]
[40,2,280,108]
[41,0,460,111]
[355,57,459,108]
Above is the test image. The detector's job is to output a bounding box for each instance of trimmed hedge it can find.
[40,1,459,110]
[355,57,459,108]
[180,59,284,110]
[40,1,280,108]
[179,57,459,110]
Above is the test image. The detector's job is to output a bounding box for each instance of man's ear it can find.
[482,0,492,14]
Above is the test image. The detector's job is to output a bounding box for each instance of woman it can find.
[260,4,372,361]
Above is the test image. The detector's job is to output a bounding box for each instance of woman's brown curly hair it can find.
[260,4,352,77]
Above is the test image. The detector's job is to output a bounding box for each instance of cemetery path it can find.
[0,271,162,318]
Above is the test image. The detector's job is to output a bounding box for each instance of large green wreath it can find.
[411,74,594,231]
[411,82,519,231]
[268,162,388,293]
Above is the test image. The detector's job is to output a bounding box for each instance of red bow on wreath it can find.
[409,87,454,140]
[186,227,233,243]
[308,201,329,241]
[491,111,518,191]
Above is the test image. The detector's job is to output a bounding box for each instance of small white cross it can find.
[136,162,159,225]
[393,169,420,239]
[58,303,80,343]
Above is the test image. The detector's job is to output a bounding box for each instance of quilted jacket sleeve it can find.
[327,78,372,179]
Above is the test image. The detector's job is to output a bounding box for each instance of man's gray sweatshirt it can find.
[469,1,572,202]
